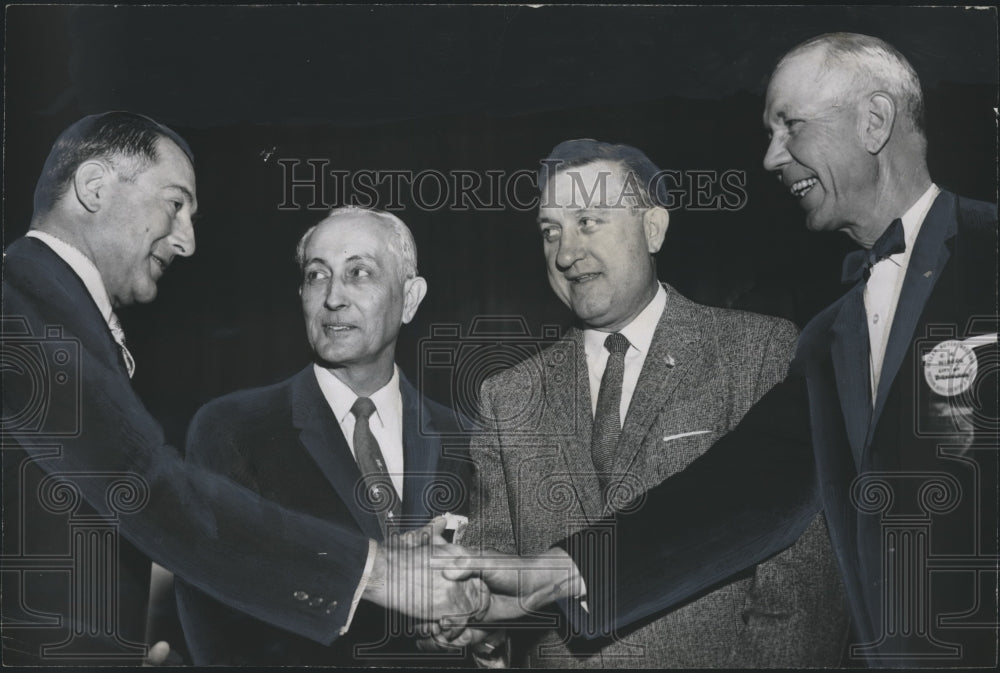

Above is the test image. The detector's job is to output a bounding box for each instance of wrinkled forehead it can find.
[540,160,631,210]
[764,48,852,121]
[306,214,400,266]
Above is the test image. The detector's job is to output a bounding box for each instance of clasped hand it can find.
[366,517,584,652]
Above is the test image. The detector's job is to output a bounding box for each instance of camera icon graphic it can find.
[417,316,575,435]
[1,317,82,437]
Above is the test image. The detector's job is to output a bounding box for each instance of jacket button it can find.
[293,591,309,601]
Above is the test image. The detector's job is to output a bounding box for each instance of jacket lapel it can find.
[611,286,703,498]
[867,191,955,446]
[829,283,872,467]
[544,331,604,521]
[290,368,384,540]
[399,372,441,524]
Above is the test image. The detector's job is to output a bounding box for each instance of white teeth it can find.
[789,177,818,198]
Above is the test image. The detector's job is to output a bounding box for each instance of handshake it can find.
[361,516,585,654]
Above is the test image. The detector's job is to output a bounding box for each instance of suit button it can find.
[293,591,309,601]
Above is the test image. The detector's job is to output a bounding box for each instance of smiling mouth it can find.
[567,272,600,284]
[151,254,169,271]
[323,324,356,333]
[789,177,818,199]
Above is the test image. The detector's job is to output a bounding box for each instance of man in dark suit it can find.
[456,140,847,667]
[452,33,997,668]
[1,113,484,666]
[174,207,475,666]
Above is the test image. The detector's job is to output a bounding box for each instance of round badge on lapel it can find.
[923,339,977,397]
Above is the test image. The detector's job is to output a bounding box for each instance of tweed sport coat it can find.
[464,285,849,668]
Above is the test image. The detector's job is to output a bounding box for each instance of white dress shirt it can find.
[865,184,940,402]
[312,364,406,499]
[583,284,668,423]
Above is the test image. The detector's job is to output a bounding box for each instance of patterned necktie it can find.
[350,397,400,537]
[108,312,136,378]
[592,332,630,489]
[841,218,906,284]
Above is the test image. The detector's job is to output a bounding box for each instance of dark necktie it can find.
[350,397,400,537]
[592,332,630,489]
[841,218,906,284]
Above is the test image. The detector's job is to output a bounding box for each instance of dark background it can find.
[3,4,997,446]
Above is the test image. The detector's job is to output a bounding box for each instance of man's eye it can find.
[349,267,372,279]
[170,200,183,213]
[541,227,561,243]
[304,269,329,283]
[579,217,599,228]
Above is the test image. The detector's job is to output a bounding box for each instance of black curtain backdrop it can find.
[4,4,997,446]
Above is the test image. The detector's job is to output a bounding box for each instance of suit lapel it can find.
[829,283,872,467]
[399,372,440,524]
[543,331,604,521]
[867,191,955,446]
[290,368,384,540]
[611,287,703,493]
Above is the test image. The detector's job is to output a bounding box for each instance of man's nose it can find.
[169,211,196,257]
[555,229,586,270]
[762,134,790,173]
[323,277,349,311]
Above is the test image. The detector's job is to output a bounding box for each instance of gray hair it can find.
[779,33,925,137]
[295,206,418,280]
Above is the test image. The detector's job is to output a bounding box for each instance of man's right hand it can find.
[362,519,490,631]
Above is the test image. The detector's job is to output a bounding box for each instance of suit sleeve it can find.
[3,276,368,646]
[555,369,820,638]
[735,319,848,666]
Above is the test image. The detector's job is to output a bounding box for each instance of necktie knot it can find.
[604,332,630,355]
[841,218,906,284]
[351,397,377,422]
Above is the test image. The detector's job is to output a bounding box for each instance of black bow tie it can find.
[841,218,906,284]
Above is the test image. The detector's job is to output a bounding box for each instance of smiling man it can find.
[455,34,997,669]
[2,115,485,666]
[458,139,847,668]
[174,207,477,666]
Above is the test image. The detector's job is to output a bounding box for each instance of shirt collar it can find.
[898,183,940,255]
[583,284,667,357]
[313,363,401,429]
[26,230,115,323]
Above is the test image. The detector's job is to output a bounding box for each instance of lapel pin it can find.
[664,354,676,368]
[923,270,933,278]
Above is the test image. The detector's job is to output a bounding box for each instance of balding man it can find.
[175,207,475,666]
[455,33,997,668]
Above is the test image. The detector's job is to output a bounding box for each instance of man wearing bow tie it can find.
[458,33,997,668]
[456,139,848,667]
[1,113,485,666]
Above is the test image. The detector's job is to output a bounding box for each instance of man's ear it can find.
[863,92,895,154]
[401,276,428,324]
[73,160,110,213]
[643,206,669,253]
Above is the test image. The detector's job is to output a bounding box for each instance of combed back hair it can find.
[295,206,419,280]
[538,138,670,209]
[779,32,926,137]
[32,111,194,216]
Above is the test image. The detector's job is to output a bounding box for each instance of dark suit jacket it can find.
[1,238,369,665]
[559,190,998,667]
[174,366,473,666]
[467,285,847,668]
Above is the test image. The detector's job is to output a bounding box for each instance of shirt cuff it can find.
[341,538,378,635]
